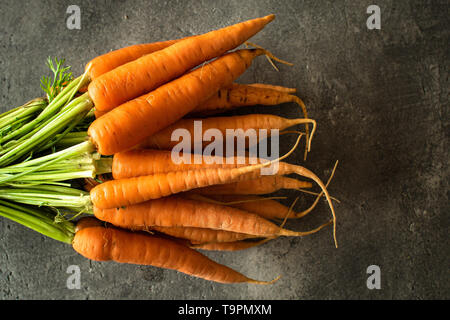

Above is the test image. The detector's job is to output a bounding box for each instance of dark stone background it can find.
[0,0,448,299]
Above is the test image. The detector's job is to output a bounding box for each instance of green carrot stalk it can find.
[0,99,47,142]
[0,185,92,213]
[0,141,112,185]
[0,98,46,130]
[0,200,75,244]
[0,92,93,167]
[54,131,89,148]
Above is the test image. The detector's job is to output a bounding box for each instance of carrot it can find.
[93,109,107,119]
[111,149,316,192]
[72,225,278,284]
[191,238,272,251]
[85,37,191,79]
[139,114,315,152]
[88,48,269,155]
[150,225,256,244]
[247,83,296,93]
[75,216,103,232]
[111,149,315,194]
[189,175,312,195]
[188,83,308,121]
[111,149,250,179]
[88,15,275,112]
[186,194,298,220]
[92,195,320,238]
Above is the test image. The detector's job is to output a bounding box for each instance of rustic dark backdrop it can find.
[0,0,448,299]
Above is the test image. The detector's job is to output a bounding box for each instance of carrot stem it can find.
[0,93,93,167]
[0,185,92,212]
[54,131,89,148]
[0,200,75,244]
[0,98,47,137]
[0,141,109,186]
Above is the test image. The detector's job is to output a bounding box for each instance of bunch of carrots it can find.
[0,14,339,285]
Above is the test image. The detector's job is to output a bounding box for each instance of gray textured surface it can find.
[0,0,448,299]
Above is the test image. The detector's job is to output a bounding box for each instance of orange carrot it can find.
[72,225,277,284]
[88,15,275,112]
[187,194,297,220]
[150,225,256,244]
[88,48,269,155]
[191,238,272,251]
[247,83,296,93]
[111,149,245,179]
[188,83,308,119]
[111,149,314,191]
[111,148,274,179]
[139,114,315,151]
[93,109,107,119]
[189,175,312,195]
[75,216,103,232]
[85,37,191,79]
[92,195,318,238]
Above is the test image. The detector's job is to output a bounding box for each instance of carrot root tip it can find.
[248,274,281,285]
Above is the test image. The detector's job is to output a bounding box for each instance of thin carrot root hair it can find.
[280,121,315,153]
[288,164,338,248]
[276,96,311,160]
[279,196,300,228]
[279,129,311,161]
[297,189,341,204]
[277,195,334,238]
[292,96,310,159]
[245,41,294,71]
[247,274,282,285]
[243,131,302,173]
[295,160,339,219]
[288,218,334,237]
[246,83,297,93]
